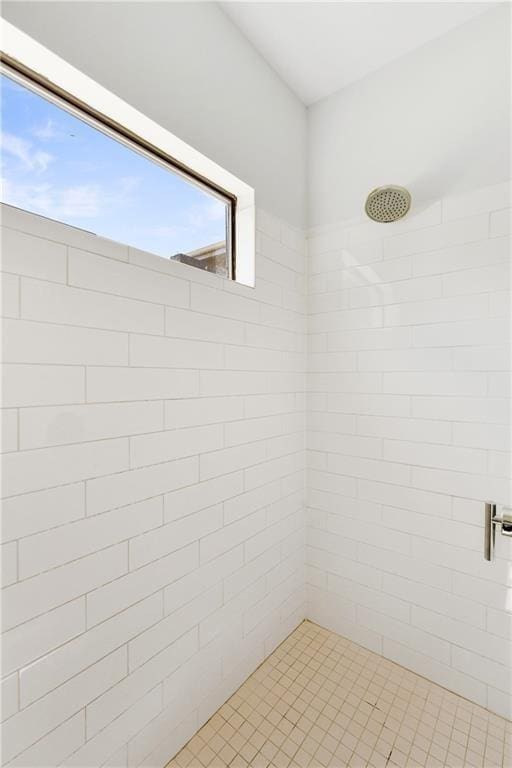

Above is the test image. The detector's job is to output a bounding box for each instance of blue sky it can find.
[0,74,227,257]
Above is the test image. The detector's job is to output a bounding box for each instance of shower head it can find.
[365,185,411,223]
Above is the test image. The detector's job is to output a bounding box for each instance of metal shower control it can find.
[484,502,512,561]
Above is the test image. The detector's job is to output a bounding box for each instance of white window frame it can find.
[0,19,256,287]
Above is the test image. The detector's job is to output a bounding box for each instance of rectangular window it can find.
[1,64,236,279]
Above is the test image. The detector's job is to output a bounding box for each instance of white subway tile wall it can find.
[0,203,306,767]
[306,182,512,722]
[1,181,511,768]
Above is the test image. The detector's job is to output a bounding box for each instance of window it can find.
[0,33,254,285]
[1,68,234,277]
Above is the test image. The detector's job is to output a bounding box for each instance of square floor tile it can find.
[168,621,511,768]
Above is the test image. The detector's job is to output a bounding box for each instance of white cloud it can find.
[1,177,100,219]
[1,132,53,172]
[185,198,226,228]
[58,185,99,218]
[32,119,60,141]
[1,177,51,212]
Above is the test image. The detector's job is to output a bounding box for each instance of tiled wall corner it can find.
[0,203,307,767]
[1,176,510,767]
[305,181,512,720]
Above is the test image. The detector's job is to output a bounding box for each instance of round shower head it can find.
[365,185,411,223]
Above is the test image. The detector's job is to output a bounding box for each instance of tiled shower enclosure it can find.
[1,3,511,768]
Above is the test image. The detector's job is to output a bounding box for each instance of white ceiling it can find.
[220,2,493,105]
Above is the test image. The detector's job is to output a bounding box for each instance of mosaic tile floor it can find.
[168,621,511,768]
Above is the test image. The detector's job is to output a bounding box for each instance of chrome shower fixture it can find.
[365,185,411,222]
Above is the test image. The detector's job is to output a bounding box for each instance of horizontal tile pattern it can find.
[306,182,512,721]
[0,204,306,767]
[2,183,510,766]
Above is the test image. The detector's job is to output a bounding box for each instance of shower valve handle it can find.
[484,503,512,561]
